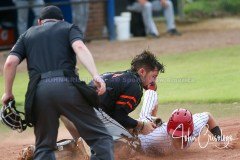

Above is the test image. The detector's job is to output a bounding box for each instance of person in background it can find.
[13,0,45,36]
[70,0,89,34]
[127,0,181,37]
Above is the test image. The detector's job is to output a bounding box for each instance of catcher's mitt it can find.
[151,116,163,127]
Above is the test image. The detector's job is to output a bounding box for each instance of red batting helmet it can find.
[167,108,194,137]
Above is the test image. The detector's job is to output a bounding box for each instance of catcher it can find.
[62,50,165,140]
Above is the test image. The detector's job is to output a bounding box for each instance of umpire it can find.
[1,5,114,160]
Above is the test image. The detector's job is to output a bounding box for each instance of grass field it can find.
[0,45,239,108]
[130,103,240,121]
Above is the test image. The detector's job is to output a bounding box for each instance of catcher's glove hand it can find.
[151,116,163,127]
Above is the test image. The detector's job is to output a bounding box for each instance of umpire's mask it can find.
[0,100,27,132]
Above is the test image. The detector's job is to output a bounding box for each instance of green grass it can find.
[158,45,240,103]
[130,103,240,121]
[184,0,240,18]
[219,0,240,14]
[184,0,219,18]
[0,45,240,110]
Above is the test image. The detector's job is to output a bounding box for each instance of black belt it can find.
[41,70,75,79]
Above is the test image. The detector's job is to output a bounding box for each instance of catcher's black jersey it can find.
[97,70,143,128]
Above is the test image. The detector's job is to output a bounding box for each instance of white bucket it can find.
[114,14,131,41]
[121,12,131,20]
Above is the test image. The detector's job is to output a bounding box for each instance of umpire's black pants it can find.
[33,77,114,160]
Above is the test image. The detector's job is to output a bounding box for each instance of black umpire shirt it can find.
[97,70,143,129]
[10,21,83,78]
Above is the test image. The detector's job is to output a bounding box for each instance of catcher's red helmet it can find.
[167,108,194,137]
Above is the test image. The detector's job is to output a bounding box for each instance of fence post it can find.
[107,0,115,41]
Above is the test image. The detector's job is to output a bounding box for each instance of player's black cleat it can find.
[167,29,181,36]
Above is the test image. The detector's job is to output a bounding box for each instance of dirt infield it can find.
[0,117,239,160]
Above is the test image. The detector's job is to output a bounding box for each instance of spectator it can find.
[12,0,45,36]
[70,0,89,34]
[127,0,181,37]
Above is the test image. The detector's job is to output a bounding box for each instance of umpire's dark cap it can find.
[39,5,64,20]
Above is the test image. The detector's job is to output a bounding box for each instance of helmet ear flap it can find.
[0,100,27,132]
